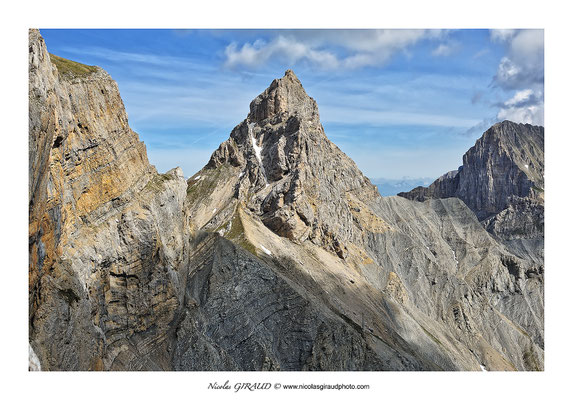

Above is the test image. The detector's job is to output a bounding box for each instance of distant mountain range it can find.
[372,177,435,197]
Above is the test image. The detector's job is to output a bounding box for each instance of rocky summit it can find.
[29,30,544,371]
[399,120,544,265]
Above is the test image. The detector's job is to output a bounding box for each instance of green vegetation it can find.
[186,165,228,203]
[523,344,542,371]
[532,185,544,193]
[420,325,443,347]
[143,173,175,194]
[50,53,98,79]
[224,212,257,256]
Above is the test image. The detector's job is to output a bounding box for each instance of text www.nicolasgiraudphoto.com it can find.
[208,381,370,392]
[280,383,370,390]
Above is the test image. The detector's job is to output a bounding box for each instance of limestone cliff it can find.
[398,120,544,264]
[398,121,544,221]
[29,30,544,371]
[29,29,188,370]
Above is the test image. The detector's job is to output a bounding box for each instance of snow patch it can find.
[451,250,458,265]
[251,135,263,163]
[29,345,41,371]
[524,164,529,169]
[194,175,201,180]
[239,172,244,178]
[260,245,272,256]
[248,122,268,184]
[480,364,487,372]
[212,208,217,214]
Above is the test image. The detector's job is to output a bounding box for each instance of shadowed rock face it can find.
[456,121,543,219]
[29,30,544,371]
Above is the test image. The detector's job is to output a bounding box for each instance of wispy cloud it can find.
[120,78,259,128]
[60,46,212,71]
[471,91,484,105]
[432,42,459,57]
[224,30,448,70]
[472,48,490,59]
[224,36,339,70]
[338,143,469,180]
[463,117,498,137]
[321,106,480,128]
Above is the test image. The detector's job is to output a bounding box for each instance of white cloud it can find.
[490,29,517,42]
[224,30,447,70]
[224,36,340,69]
[497,103,544,125]
[491,29,544,89]
[432,44,451,56]
[503,89,534,107]
[497,88,544,125]
[472,48,489,59]
[495,57,520,83]
[488,29,544,126]
[432,42,459,57]
[337,29,443,53]
[511,29,544,58]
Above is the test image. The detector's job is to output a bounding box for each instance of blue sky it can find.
[39,29,544,180]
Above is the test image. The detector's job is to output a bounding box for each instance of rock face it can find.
[198,69,380,258]
[29,30,544,371]
[398,121,544,220]
[398,120,544,264]
[184,71,544,371]
[29,29,188,370]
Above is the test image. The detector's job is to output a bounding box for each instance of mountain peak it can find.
[284,68,296,77]
[399,120,544,221]
[194,70,378,255]
[248,69,318,124]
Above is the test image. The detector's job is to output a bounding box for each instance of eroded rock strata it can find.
[29,30,544,371]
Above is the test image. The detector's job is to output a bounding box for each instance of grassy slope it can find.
[50,53,98,79]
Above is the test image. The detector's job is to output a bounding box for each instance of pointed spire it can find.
[248,69,319,123]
